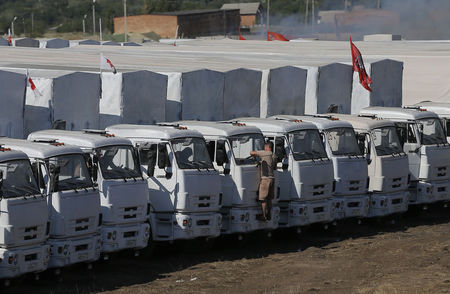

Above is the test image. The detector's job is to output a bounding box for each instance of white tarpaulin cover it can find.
[15,38,39,48]
[53,72,100,130]
[181,69,224,121]
[46,38,69,49]
[24,77,53,136]
[0,70,25,138]
[351,59,403,114]
[100,71,167,128]
[317,63,353,114]
[121,70,167,125]
[165,72,182,122]
[265,66,307,116]
[223,68,261,120]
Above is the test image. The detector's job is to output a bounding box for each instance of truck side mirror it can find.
[146,148,157,177]
[90,154,99,183]
[158,143,169,169]
[0,170,3,190]
[216,149,226,166]
[275,146,286,163]
[49,165,60,192]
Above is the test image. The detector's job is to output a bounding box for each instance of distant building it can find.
[221,2,263,28]
[114,9,240,38]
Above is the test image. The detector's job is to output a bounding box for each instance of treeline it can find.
[0,0,380,37]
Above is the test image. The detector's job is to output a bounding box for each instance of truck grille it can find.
[123,207,138,219]
[437,167,447,177]
[312,184,325,196]
[392,177,402,189]
[193,195,217,209]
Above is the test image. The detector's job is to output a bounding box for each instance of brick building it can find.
[221,2,263,28]
[114,9,240,38]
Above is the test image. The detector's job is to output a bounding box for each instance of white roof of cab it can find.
[359,107,439,120]
[106,124,204,140]
[0,138,83,159]
[0,147,29,162]
[330,114,396,130]
[412,101,450,117]
[232,117,317,133]
[271,115,353,130]
[173,121,262,137]
[28,129,132,149]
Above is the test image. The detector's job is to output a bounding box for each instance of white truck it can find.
[270,115,370,220]
[170,121,280,237]
[0,146,49,284]
[331,114,410,217]
[359,107,450,206]
[0,138,101,270]
[105,124,222,242]
[412,101,450,143]
[231,118,335,229]
[28,130,150,258]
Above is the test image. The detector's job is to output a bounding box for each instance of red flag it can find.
[350,36,372,92]
[8,28,12,46]
[26,69,42,97]
[267,31,289,42]
[100,53,117,74]
[238,27,246,40]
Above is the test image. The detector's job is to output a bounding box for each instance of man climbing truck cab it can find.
[105,124,222,242]
[232,118,335,229]
[359,107,450,206]
[331,114,410,217]
[412,101,450,143]
[0,138,101,270]
[0,147,49,285]
[173,121,280,237]
[28,130,150,258]
[270,115,370,221]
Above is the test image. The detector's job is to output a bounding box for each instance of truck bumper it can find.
[48,234,101,268]
[221,206,280,234]
[0,244,49,279]
[101,222,150,253]
[369,191,409,217]
[333,195,370,219]
[172,212,222,241]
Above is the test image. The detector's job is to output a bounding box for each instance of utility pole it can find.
[305,0,309,26]
[11,16,17,37]
[124,0,127,42]
[377,0,381,9]
[312,0,315,32]
[92,0,96,36]
[83,14,87,38]
[31,12,34,34]
[266,0,270,33]
[99,18,102,42]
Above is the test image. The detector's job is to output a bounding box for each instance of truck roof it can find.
[359,107,439,121]
[28,129,132,149]
[271,115,353,130]
[173,121,262,137]
[106,124,204,140]
[0,138,83,159]
[412,101,450,117]
[330,114,396,130]
[0,147,29,162]
[232,117,317,133]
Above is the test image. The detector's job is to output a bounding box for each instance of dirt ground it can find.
[3,205,450,294]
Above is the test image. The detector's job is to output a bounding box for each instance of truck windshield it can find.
[229,133,265,165]
[171,137,214,169]
[48,154,93,192]
[97,145,141,180]
[0,159,40,198]
[325,127,362,156]
[289,130,328,161]
[372,127,403,156]
[417,118,447,145]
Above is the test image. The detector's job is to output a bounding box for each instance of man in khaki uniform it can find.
[251,141,277,221]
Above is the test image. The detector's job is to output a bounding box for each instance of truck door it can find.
[395,123,420,180]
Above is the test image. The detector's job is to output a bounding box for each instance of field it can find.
[3,205,450,294]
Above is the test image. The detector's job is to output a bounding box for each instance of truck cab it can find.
[331,114,410,217]
[0,138,102,269]
[232,118,335,228]
[171,121,280,235]
[0,147,49,281]
[271,115,370,220]
[28,130,150,256]
[359,107,450,205]
[412,101,450,143]
[105,124,222,242]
